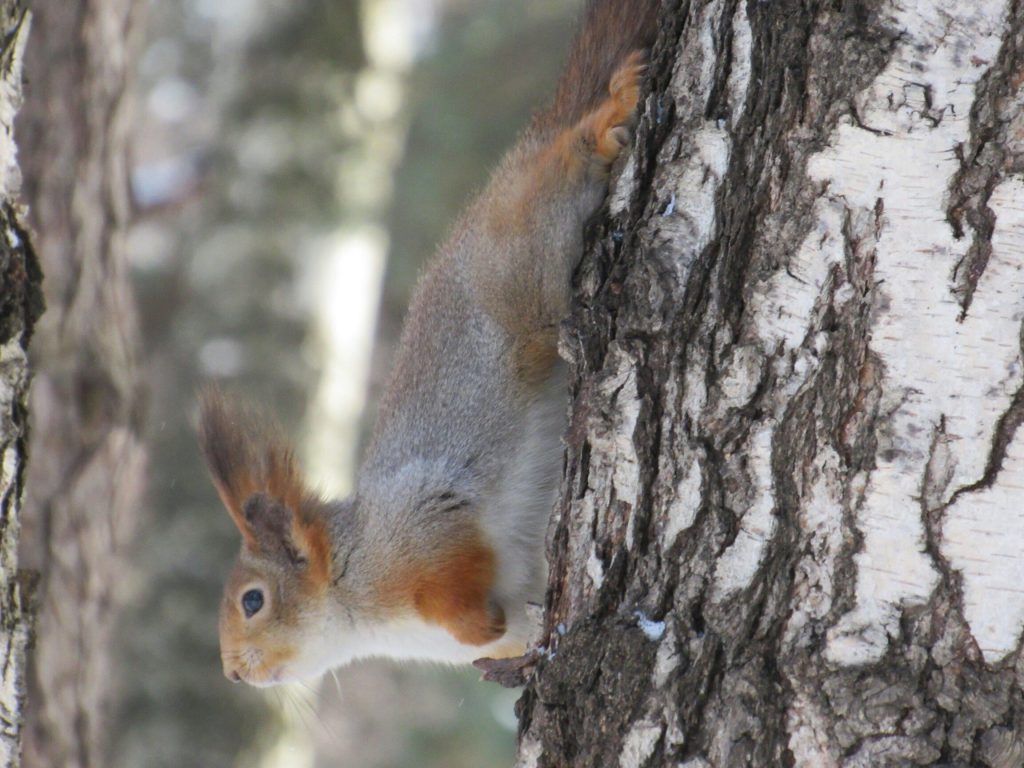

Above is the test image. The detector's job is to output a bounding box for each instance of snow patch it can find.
[812,0,1011,665]
[662,193,675,216]
[635,612,666,641]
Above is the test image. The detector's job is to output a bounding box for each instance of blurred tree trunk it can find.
[0,7,41,768]
[514,1,1024,766]
[16,2,145,768]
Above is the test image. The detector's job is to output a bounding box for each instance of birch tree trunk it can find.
[15,2,144,767]
[0,6,40,768]
[513,1,1024,765]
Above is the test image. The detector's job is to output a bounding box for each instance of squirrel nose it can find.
[226,668,242,683]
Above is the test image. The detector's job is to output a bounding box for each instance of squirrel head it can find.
[198,390,337,687]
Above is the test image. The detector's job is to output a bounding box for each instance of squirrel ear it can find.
[260,439,332,588]
[198,389,332,587]
[198,389,260,547]
[242,493,302,561]
[242,493,332,588]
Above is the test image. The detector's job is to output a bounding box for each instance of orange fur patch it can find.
[295,515,333,593]
[514,329,560,389]
[381,533,506,646]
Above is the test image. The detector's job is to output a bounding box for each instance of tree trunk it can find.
[15,2,145,767]
[0,6,42,768]
[514,1,1024,766]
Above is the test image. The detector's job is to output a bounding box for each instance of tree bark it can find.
[514,1,1024,766]
[15,2,145,767]
[0,6,42,768]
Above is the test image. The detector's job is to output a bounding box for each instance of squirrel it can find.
[199,0,659,687]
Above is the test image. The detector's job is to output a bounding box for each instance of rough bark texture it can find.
[15,2,145,767]
[515,1,1024,766]
[0,6,41,768]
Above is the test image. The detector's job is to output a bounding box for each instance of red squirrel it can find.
[199,0,659,686]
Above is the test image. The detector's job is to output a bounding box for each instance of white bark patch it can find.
[712,424,777,599]
[726,0,751,127]
[812,0,1012,666]
[0,337,26,589]
[0,13,27,200]
[619,719,664,768]
[608,152,638,217]
[586,545,606,590]
[566,346,642,608]
[651,0,735,279]
[717,344,764,410]
[787,692,841,768]
[940,178,1024,662]
[747,197,846,358]
[664,450,703,543]
[683,358,708,425]
[652,625,680,687]
[515,736,543,768]
[590,347,642,512]
[943,428,1024,662]
[785,447,845,648]
[658,124,730,282]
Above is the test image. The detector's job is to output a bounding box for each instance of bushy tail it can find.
[538,0,660,130]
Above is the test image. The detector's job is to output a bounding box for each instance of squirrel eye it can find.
[241,589,264,618]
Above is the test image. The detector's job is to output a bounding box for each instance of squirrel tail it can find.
[537,0,661,131]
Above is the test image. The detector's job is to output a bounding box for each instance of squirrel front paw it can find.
[451,597,507,646]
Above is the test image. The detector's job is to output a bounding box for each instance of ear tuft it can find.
[197,388,330,585]
[198,388,261,546]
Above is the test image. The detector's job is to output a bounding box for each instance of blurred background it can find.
[100,0,579,766]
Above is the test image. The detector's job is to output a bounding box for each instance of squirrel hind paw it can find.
[591,51,647,168]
